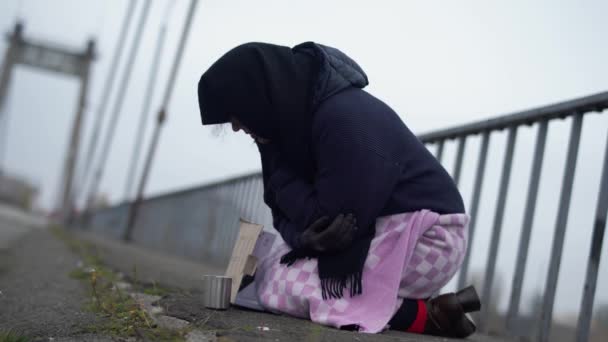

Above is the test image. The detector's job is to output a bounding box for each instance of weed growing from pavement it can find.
[143,281,170,297]
[128,265,170,298]
[0,330,30,342]
[51,226,189,341]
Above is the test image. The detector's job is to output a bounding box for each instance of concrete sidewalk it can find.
[75,230,515,342]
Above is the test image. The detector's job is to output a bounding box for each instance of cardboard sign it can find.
[225,219,264,303]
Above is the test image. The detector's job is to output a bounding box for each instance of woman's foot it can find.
[424,286,481,338]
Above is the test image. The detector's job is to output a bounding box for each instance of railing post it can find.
[234,180,245,215]
[217,185,230,233]
[452,136,467,186]
[243,177,255,221]
[506,120,549,333]
[436,139,445,162]
[251,177,265,224]
[225,182,240,247]
[539,113,584,342]
[458,131,491,289]
[479,126,518,331]
[576,120,608,342]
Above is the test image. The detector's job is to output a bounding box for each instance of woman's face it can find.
[230,117,270,144]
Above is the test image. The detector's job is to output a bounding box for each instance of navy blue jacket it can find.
[264,87,465,248]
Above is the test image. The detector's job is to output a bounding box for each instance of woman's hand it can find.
[299,214,357,253]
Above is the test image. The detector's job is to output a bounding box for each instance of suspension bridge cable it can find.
[124,0,200,240]
[68,1,111,209]
[75,0,139,204]
[123,24,167,200]
[123,0,177,200]
[85,0,154,209]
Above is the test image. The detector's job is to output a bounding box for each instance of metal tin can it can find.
[203,275,232,310]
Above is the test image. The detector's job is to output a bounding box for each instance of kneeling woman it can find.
[197,42,481,338]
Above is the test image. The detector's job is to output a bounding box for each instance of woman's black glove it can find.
[299,214,357,254]
[280,213,357,266]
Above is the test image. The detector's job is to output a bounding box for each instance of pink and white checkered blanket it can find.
[255,210,468,333]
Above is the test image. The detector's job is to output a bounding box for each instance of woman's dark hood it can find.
[197,42,368,173]
[198,41,367,131]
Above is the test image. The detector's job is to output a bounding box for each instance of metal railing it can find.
[419,91,608,341]
[84,91,608,341]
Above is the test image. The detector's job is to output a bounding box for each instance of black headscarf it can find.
[198,42,318,176]
[198,42,370,299]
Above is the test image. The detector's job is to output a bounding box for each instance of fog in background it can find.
[0,0,607,324]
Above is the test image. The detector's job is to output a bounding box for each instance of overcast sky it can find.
[1,0,607,324]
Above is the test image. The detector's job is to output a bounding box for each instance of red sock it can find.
[406,300,427,334]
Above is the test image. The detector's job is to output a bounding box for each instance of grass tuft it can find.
[52,226,188,341]
[0,330,30,342]
[142,281,170,297]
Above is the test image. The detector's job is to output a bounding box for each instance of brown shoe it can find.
[424,286,481,338]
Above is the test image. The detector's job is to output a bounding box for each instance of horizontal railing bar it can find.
[419,91,608,142]
[108,171,263,208]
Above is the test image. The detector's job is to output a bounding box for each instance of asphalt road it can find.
[0,204,46,249]
[0,204,112,341]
